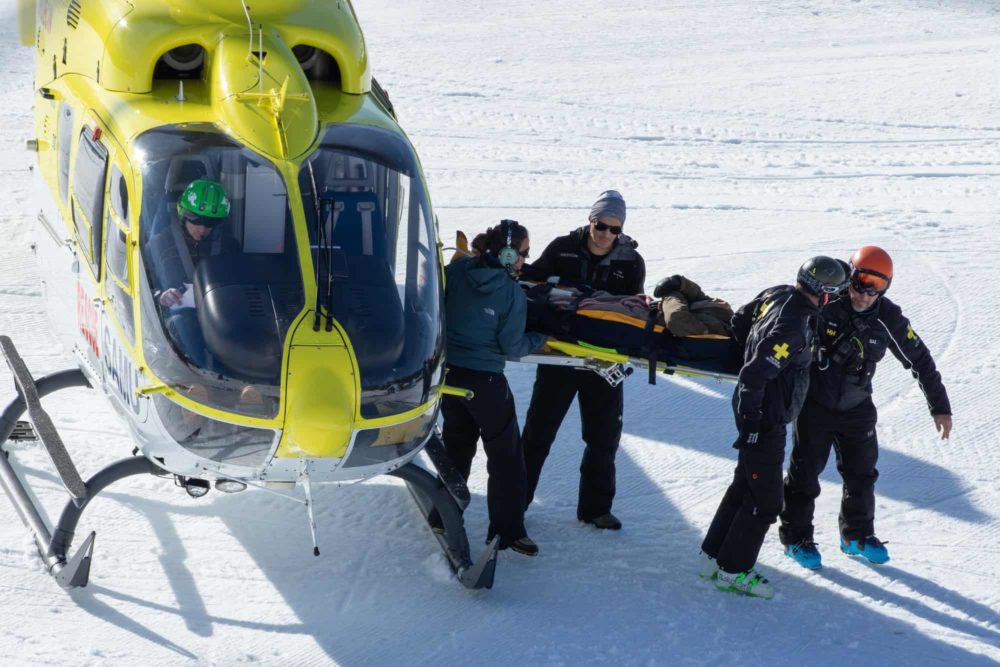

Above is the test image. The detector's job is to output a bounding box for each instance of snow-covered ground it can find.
[2,1,999,664]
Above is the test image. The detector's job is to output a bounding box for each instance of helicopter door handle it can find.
[435,384,474,400]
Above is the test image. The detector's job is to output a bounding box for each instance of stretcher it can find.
[514,339,739,387]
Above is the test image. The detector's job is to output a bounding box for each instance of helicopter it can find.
[2,0,497,591]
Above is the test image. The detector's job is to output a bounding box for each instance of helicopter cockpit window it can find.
[299,124,444,419]
[134,124,305,422]
[109,164,129,221]
[71,127,108,278]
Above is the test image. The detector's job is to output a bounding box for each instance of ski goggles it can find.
[590,219,623,235]
[798,271,847,301]
[849,269,890,296]
[815,280,846,295]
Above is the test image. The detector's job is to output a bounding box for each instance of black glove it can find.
[653,274,684,297]
[735,415,762,448]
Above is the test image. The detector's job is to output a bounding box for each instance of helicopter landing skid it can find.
[0,335,161,590]
[390,436,498,590]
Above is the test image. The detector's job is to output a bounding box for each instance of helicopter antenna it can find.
[301,463,320,556]
[240,0,253,57]
[175,80,185,102]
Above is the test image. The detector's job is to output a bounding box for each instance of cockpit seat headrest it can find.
[164,156,214,194]
[329,191,387,259]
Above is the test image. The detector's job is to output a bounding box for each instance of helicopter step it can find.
[0,335,161,590]
[8,420,37,442]
[389,436,498,590]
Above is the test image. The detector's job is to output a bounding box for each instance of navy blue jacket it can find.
[808,294,951,414]
[731,285,819,426]
[444,256,548,373]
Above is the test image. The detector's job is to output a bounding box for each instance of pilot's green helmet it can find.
[177,179,230,222]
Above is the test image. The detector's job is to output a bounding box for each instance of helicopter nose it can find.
[275,343,356,459]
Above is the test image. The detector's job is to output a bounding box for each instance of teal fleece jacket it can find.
[444,255,547,373]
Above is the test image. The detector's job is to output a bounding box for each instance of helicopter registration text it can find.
[101,320,146,418]
[76,282,100,360]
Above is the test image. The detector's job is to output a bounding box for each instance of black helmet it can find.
[797,256,848,297]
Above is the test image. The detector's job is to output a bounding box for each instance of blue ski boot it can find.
[840,535,890,564]
[784,540,822,570]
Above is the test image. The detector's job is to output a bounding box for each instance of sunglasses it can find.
[183,212,222,228]
[590,219,623,235]
[518,248,530,259]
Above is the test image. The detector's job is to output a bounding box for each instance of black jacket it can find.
[731,285,819,426]
[808,294,951,415]
[148,221,239,293]
[523,226,645,296]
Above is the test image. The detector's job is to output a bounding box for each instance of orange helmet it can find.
[849,246,893,294]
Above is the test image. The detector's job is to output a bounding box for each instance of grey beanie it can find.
[589,190,626,224]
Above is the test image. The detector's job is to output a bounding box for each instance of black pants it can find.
[440,366,527,548]
[701,425,786,574]
[779,398,879,544]
[521,365,623,521]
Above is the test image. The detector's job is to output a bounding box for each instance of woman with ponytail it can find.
[439,219,548,556]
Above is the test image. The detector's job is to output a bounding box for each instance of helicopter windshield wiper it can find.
[308,162,337,334]
[316,193,343,332]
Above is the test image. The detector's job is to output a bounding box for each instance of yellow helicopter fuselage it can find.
[24,0,446,485]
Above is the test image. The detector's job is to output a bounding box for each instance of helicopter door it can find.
[67,121,109,380]
[99,153,147,422]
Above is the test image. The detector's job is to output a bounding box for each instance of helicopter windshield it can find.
[300,124,444,419]
[135,124,304,419]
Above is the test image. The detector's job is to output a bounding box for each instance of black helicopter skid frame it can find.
[0,335,159,590]
[390,435,498,590]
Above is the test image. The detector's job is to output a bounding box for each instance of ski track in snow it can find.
[1,1,1000,665]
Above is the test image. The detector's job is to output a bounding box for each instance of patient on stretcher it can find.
[449,230,738,373]
[522,274,739,374]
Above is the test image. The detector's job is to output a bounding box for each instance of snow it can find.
[2,1,999,665]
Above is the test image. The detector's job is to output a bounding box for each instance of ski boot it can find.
[715,568,774,599]
[697,551,718,579]
[784,540,822,570]
[840,535,890,564]
[509,536,539,557]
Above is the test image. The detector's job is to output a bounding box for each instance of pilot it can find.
[149,178,239,366]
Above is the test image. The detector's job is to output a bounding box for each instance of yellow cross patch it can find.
[906,324,918,341]
[757,301,773,318]
[772,342,790,360]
